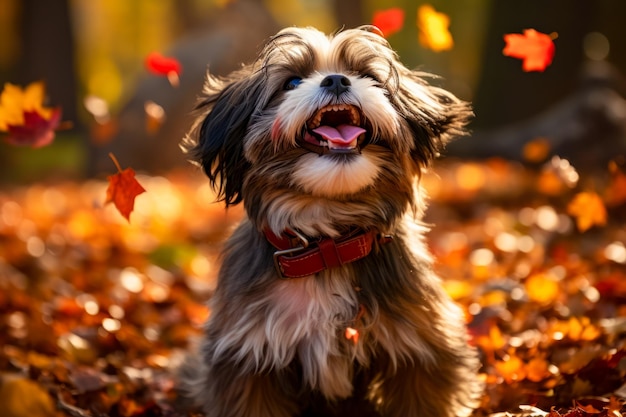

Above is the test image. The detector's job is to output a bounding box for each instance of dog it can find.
[178,26,483,417]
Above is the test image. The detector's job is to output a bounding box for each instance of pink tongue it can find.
[312,125,366,145]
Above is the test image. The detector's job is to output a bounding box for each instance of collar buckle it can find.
[272,229,310,279]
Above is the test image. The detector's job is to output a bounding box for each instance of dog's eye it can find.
[284,77,303,90]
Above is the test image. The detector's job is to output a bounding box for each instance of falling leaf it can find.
[567,192,607,232]
[0,82,61,148]
[503,29,556,72]
[145,52,182,86]
[417,5,454,52]
[105,153,146,221]
[372,8,405,37]
[144,100,166,134]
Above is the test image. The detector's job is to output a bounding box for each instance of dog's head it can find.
[184,26,471,235]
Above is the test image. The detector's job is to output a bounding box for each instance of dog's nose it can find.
[320,74,351,97]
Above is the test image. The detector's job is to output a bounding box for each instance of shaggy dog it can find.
[179,26,483,417]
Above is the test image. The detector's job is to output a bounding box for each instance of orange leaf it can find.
[417,5,454,52]
[106,156,146,221]
[495,353,525,382]
[503,29,556,72]
[567,192,607,232]
[345,327,359,345]
[526,357,552,382]
[372,8,405,38]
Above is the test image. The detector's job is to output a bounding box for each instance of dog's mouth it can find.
[300,104,368,155]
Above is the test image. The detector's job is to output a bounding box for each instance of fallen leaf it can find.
[105,153,146,221]
[0,82,61,148]
[525,273,560,305]
[475,322,506,354]
[372,8,405,37]
[495,353,526,382]
[0,375,56,417]
[567,192,607,232]
[417,4,454,52]
[443,279,474,300]
[527,357,553,382]
[503,29,556,72]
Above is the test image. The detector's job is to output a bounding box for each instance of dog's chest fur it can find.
[205,215,438,401]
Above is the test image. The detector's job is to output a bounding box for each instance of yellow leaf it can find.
[525,273,560,305]
[417,5,454,52]
[0,83,25,130]
[23,81,53,119]
[0,82,54,131]
[0,375,55,417]
[567,191,607,232]
[442,279,473,300]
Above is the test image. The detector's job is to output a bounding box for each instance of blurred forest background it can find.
[0,0,625,182]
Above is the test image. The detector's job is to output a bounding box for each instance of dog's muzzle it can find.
[265,228,393,279]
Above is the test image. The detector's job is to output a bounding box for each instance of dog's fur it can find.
[179,26,483,417]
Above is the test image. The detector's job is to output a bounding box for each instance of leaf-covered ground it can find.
[0,157,625,417]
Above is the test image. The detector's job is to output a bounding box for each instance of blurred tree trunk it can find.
[17,0,78,123]
[0,0,79,182]
[333,0,365,29]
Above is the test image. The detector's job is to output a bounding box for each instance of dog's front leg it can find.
[369,300,483,417]
[190,348,301,417]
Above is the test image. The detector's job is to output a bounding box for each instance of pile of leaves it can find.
[0,154,625,417]
[423,156,626,416]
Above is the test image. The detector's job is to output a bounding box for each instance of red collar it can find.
[264,228,392,279]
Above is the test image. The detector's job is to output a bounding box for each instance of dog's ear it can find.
[185,68,264,206]
[395,72,473,166]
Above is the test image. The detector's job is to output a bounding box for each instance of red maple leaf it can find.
[105,153,146,221]
[372,8,405,38]
[145,52,182,86]
[503,29,556,72]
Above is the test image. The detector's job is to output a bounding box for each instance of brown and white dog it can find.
[179,26,483,417]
